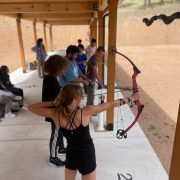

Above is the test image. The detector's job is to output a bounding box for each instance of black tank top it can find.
[59,108,92,145]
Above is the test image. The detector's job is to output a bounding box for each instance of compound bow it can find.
[108,47,144,139]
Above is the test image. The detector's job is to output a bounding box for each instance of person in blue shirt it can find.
[31,38,47,78]
[76,44,88,93]
[76,44,87,75]
[59,45,91,87]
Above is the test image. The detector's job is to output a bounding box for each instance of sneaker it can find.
[4,112,16,118]
[11,109,19,112]
[21,105,28,111]
[49,157,65,167]
[58,147,66,155]
[14,96,22,101]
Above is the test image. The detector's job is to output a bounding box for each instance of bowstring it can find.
[119,105,124,132]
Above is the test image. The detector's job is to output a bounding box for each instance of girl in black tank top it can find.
[58,106,96,176]
[29,84,138,179]
[59,107,92,145]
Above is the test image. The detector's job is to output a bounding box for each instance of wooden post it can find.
[169,103,180,180]
[16,15,26,73]
[98,11,104,80]
[94,18,97,40]
[92,18,97,40]
[102,14,108,85]
[33,20,37,45]
[43,23,48,52]
[49,25,53,51]
[106,0,119,131]
[90,24,93,41]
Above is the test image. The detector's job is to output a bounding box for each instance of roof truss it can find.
[0,0,109,25]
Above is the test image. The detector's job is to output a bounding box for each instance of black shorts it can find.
[65,140,96,175]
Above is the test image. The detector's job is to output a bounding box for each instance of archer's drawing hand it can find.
[82,79,89,85]
[86,78,92,84]
[98,80,103,87]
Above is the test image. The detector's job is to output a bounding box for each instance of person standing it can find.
[86,47,105,105]
[42,55,67,167]
[76,44,87,94]
[86,38,96,61]
[77,39,82,46]
[28,84,139,180]
[75,44,87,75]
[32,38,47,78]
[59,45,91,87]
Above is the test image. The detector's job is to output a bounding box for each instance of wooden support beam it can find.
[3,13,92,25]
[0,0,97,2]
[102,12,109,84]
[169,103,180,180]
[33,20,37,45]
[43,23,48,52]
[90,24,92,40]
[23,12,92,19]
[42,18,91,22]
[94,18,97,40]
[0,3,95,13]
[89,17,94,27]
[99,0,108,11]
[49,22,89,25]
[49,25,53,51]
[16,16,26,73]
[91,18,97,40]
[106,0,119,131]
[45,18,90,22]
[2,12,92,20]
[47,19,90,25]
[98,11,104,80]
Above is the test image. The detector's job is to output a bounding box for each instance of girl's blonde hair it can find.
[55,84,83,116]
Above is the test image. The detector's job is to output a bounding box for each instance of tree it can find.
[144,0,151,7]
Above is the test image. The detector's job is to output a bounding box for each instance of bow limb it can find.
[116,95,144,139]
[109,48,144,139]
[110,47,141,74]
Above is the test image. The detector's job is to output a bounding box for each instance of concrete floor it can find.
[0,68,168,180]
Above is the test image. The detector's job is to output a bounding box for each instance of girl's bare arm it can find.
[28,101,56,119]
[83,92,139,118]
[83,100,120,116]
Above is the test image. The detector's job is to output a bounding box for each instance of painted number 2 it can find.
[117,173,133,180]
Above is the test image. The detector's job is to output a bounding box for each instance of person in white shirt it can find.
[86,39,97,61]
[0,89,16,118]
[0,71,19,118]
